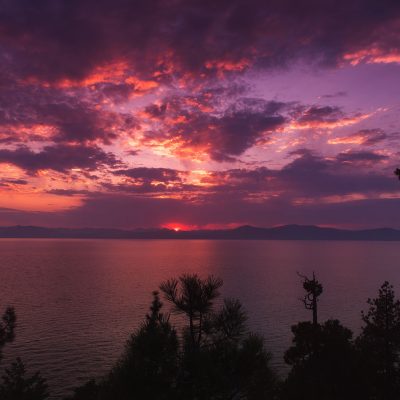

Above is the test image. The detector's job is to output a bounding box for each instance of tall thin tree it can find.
[298,272,323,326]
[160,274,223,348]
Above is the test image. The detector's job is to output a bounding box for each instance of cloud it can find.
[0,146,398,229]
[320,91,347,99]
[336,150,389,163]
[1,0,400,86]
[109,167,189,193]
[205,149,397,198]
[114,167,182,183]
[0,178,28,187]
[328,129,388,146]
[295,106,344,124]
[2,191,400,230]
[0,1,399,229]
[279,150,395,196]
[143,97,287,161]
[0,144,118,173]
[45,189,91,196]
[288,105,370,130]
[0,84,138,145]
[109,149,399,199]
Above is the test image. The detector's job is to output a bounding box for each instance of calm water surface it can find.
[0,239,399,398]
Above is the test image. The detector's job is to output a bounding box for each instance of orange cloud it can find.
[205,58,250,74]
[0,189,83,212]
[20,61,159,97]
[328,136,365,145]
[288,113,372,130]
[343,47,400,65]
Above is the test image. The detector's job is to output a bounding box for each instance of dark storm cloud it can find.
[144,92,377,162]
[113,167,182,183]
[279,150,395,196]
[43,102,129,144]
[2,178,28,185]
[0,144,118,173]
[0,85,138,144]
[336,151,389,163]
[106,149,398,199]
[208,150,397,197]
[0,0,399,83]
[46,189,92,196]
[106,168,203,195]
[294,105,344,124]
[198,107,286,162]
[0,178,28,187]
[144,97,287,161]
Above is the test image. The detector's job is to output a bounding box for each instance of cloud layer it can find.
[0,0,400,228]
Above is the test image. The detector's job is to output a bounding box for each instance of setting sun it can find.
[163,223,190,232]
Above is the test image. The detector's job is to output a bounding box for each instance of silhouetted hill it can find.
[1,224,400,240]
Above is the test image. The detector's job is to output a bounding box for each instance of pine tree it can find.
[357,281,400,399]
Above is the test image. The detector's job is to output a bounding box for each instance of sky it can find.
[0,0,400,230]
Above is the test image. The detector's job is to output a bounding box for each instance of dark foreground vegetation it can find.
[1,274,400,400]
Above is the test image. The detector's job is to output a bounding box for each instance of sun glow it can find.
[163,223,191,232]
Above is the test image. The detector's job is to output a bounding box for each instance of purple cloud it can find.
[1,0,400,83]
[0,144,118,173]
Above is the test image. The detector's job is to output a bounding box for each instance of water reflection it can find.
[0,239,399,398]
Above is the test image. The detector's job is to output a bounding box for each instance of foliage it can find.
[99,291,179,400]
[0,358,49,400]
[0,306,49,400]
[0,307,16,361]
[176,295,277,399]
[66,275,400,400]
[160,274,223,348]
[68,275,278,400]
[283,320,361,400]
[356,281,400,399]
[64,380,99,400]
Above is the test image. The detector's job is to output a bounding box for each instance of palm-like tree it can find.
[160,274,223,348]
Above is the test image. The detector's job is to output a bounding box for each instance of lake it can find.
[0,239,399,398]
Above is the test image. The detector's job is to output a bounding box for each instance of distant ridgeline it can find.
[1,225,400,240]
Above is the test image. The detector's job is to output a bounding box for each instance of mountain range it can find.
[1,224,400,240]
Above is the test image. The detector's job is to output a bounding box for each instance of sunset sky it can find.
[0,0,400,229]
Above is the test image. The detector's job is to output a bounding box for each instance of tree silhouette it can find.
[159,274,277,399]
[204,298,248,344]
[357,281,400,399]
[0,307,16,361]
[0,358,48,400]
[0,305,49,400]
[298,272,323,326]
[99,291,178,400]
[68,275,277,400]
[282,273,365,399]
[160,274,223,349]
[283,319,360,400]
[65,380,98,400]
[394,168,400,180]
